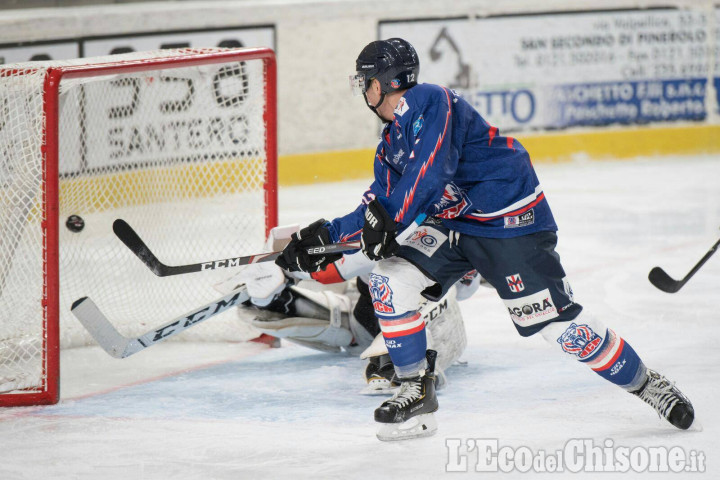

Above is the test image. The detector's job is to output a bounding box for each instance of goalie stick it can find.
[113,213,427,277]
[71,286,250,358]
[648,237,719,293]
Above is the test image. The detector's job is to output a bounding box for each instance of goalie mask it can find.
[349,38,419,119]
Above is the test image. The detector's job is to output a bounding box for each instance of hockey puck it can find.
[66,215,85,233]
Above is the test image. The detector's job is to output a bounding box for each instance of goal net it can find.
[0,47,277,406]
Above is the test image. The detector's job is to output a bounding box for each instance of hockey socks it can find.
[543,318,647,391]
[378,311,427,378]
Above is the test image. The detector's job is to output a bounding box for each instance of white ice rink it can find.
[1,154,719,479]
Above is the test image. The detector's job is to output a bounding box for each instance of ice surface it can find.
[0,155,718,479]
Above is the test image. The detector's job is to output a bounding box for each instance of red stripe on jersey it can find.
[339,228,362,242]
[463,192,546,222]
[394,88,452,223]
[507,136,514,149]
[488,126,498,146]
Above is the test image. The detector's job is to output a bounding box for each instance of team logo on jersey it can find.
[503,289,559,327]
[369,274,395,314]
[557,323,604,359]
[410,230,437,247]
[390,78,401,89]
[406,226,447,257]
[504,209,535,229]
[506,274,524,292]
[413,116,424,136]
[434,183,471,219]
[394,97,410,117]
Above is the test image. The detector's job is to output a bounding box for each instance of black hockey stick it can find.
[114,213,427,277]
[71,286,250,358]
[113,219,361,277]
[648,238,720,293]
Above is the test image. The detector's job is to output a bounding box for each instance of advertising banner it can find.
[380,8,719,131]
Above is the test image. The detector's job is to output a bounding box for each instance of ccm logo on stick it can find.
[201,258,242,270]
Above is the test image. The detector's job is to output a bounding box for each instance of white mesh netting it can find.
[0,48,274,395]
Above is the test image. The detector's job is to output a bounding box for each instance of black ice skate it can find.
[374,350,439,441]
[363,354,401,395]
[632,368,694,430]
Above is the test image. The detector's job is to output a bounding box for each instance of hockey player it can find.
[216,225,475,393]
[275,38,695,441]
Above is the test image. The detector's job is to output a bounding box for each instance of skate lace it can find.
[637,376,680,419]
[386,380,421,409]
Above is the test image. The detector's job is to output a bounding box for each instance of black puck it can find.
[66,215,85,232]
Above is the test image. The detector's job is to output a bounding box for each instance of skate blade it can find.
[687,419,703,432]
[360,378,399,396]
[376,413,438,441]
[360,385,399,396]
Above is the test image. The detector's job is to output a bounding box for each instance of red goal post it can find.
[0,47,277,407]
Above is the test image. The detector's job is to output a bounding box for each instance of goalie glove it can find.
[361,198,400,261]
[275,218,342,273]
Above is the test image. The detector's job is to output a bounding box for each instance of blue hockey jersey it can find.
[326,83,557,243]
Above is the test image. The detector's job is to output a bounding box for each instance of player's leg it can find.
[461,231,694,430]
[368,224,472,440]
[360,280,468,394]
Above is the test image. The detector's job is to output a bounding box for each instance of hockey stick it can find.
[113,213,427,277]
[648,238,720,293]
[71,286,250,358]
[113,219,361,277]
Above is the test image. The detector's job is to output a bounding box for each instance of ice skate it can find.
[374,350,439,441]
[632,368,694,430]
[362,354,400,395]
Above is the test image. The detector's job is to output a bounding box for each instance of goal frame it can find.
[0,47,278,407]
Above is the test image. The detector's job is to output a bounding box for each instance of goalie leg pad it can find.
[250,286,355,353]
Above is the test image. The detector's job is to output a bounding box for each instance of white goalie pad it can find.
[266,223,300,251]
[249,286,359,353]
[360,286,467,372]
[213,223,301,304]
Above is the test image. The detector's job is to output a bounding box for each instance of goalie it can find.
[215,224,480,393]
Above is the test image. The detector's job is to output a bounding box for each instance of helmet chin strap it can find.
[363,91,389,122]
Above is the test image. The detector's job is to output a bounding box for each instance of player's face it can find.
[365,80,394,122]
[365,79,382,105]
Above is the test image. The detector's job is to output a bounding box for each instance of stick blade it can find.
[113,219,165,276]
[71,297,132,358]
[648,267,683,293]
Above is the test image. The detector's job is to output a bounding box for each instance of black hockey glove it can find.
[275,219,342,273]
[361,198,400,261]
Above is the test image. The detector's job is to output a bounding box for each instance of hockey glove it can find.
[361,198,400,261]
[275,219,342,273]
